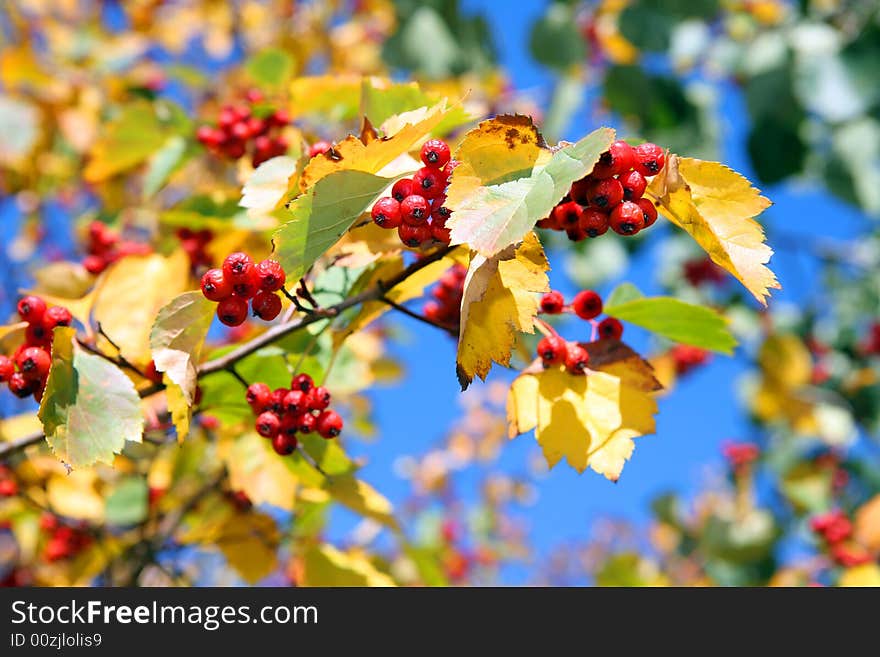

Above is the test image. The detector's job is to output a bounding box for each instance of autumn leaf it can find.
[838,563,880,587]
[239,155,299,216]
[84,102,170,183]
[323,474,399,530]
[46,470,105,522]
[507,341,661,480]
[456,232,549,389]
[647,154,779,305]
[39,327,144,468]
[215,511,280,584]
[447,122,614,256]
[220,432,300,512]
[854,494,880,553]
[300,543,396,587]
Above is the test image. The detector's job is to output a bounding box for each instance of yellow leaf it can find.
[46,471,105,522]
[239,155,299,217]
[288,74,364,121]
[452,114,548,186]
[750,334,818,434]
[838,563,880,587]
[83,102,170,183]
[329,221,404,268]
[456,232,549,389]
[300,543,396,587]
[854,494,880,553]
[220,432,299,512]
[298,99,455,191]
[93,251,190,363]
[507,341,661,480]
[0,412,42,442]
[216,511,280,584]
[31,261,94,300]
[648,155,779,305]
[323,474,398,530]
[164,379,192,444]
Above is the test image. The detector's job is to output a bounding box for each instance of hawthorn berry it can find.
[552,201,583,229]
[633,143,665,176]
[400,195,430,226]
[307,385,332,411]
[566,225,587,242]
[279,415,300,438]
[251,291,282,321]
[297,412,316,434]
[231,271,260,299]
[592,140,636,178]
[0,478,17,497]
[421,139,451,169]
[371,197,402,229]
[255,259,286,292]
[538,335,568,367]
[619,169,647,201]
[399,223,432,248]
[201,268,234,301]
[272,433,298,456]
[246,383,272,412]
[308,141,332,158]
[16,347,51,381]
[222,252,255,280]
[564,343,590,375]
[609,201,644,236]
[636,198,658,227]
[283,389,307,415]
[42,306,72,331]
[572,290,602,320]
[598,317,623,341]
[0,356,14,382]
[587,177,624,210]
[270,388,288,415]
[392,179,414,203]
[17,296,47,323]
[412,166,444,199]
[540,290,565,314]
[580,209,609,238]
[431,221,451,244]
[569,177,592,205]
[291,373,314,393]
[8,373,36,399]
[216,296,249,327]
[317,410,344,439]
[256,412,281,438]
[83,255,106,275]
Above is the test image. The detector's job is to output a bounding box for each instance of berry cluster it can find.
[176,227,214,270]
[0,296,72,402]
[40,514,92,563]
[0,465,17,497]
[245,374,344,456]
[424,264,466,327]
[721,441,759,476]
[536,289,624,375]
[83,221,152,275]
[196,90,289,168]
[370,139,455,248]
[200,252,287,327]
[810,510,873,568]
[537,141,664,240]
[683,257,726,287]
[670,344,711,376]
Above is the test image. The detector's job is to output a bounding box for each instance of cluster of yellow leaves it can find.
[507,341,662,480]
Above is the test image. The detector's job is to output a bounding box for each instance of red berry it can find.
[42,306,72,331]
[392,179,414,203]
[196,125,222,147]
[8,372,36,398]
[222,252,254,280]
[83,255,107,274]
[16,347,51,381]
[398,223,432,248]
[569,177,592,205]
[566,225,587,242]
[431,222,451,244]
[232,272,260,299]
[291,373,314,393]
[279,414,299,438]
[255,259,286,292]
[424,301,442,322]
[251,291,282,321]
[246,383,272,413]
[24,323,50,346]
[270,388,289,415]
[143,360,163,384]
[572,290,603,320]
[537,335,567,367]
[216,296,249,327]
[633,143,665,176]
[0,356,14,382]
[580,208,609,237]
[317,409,343,439]
[306,386,331,411]
[283,389,307,415]
[256,412,281,438]
[592,140,636,178]
[0,478,17,497]
[636,198,658,227]
[224,140,246,159]
[272,432,298,455]
[308,141,332,158]
[371,197,402,229]
[400,195,430,226]
[231,121,249,141]
[598,317,623,341]
[540,291,565,314]
[271,109,290,127]
[412,167,444,199]
[18,296,47,323]
[609,201,645,236]
[619,169,647,201]
[552,201,583,229]
[420,139,451,168]
[432,203,452,223]
[201,268,233,301]
[586,177,624,210]
[564,343,590,375]
[297,412,316,434]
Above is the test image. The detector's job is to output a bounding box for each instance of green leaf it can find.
[323,474,399,530]
[39,327,144,468]
[360,79,472,137]
[529,3,586,71]
[273,169,394,280]
[143,135,189,199]
[447,127,615,256]
[105,476,148,526]
[604,296,737,354]
[84,102,169,183]
[246,48,295,89]
[604,282,644,308]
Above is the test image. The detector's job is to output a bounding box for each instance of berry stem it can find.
[95,323,149,378]
[379,296,458,336]
[533,318,559,338]
[297,446,328,478]
[590,319,598,343]
[225,365,249,388]
[297,278,319,309]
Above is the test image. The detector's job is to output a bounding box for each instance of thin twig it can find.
[379,296,458,336]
